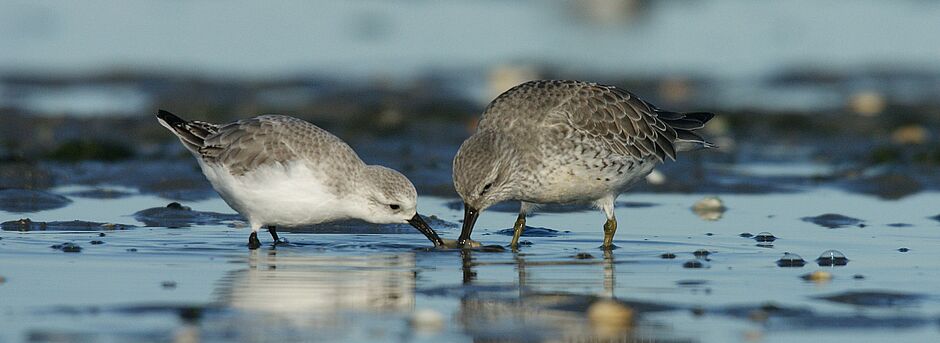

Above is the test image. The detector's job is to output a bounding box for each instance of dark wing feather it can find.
[552,84,679,161]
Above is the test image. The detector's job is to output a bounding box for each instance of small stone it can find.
[0,276,6,284]
[739,232,753,238]
[776,253,805,267]
[89,240,104,245]
[126,248,138,252]
[693,249,711,257]
[410,309,445,332]
[660,253,676,259]
[891,125,929,145]
[574,253,594,259]
[754,232,777,242]
[853,274,865,280]
[683,260,706,269]
[51,242,82,253]
[705,232,714,236]
[161,281,177,289]
[816,250,849,266]
[692,196,726,221]
[848,90,886,116]
[800,270,833,282]
[587,300,634,327]
[98,233,106,237]
[898,247,910,252]
[645,170,666,185]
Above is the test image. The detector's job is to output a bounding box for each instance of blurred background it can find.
[3,0,940,199]
[6,2,940,342]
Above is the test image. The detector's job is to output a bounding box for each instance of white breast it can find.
[199,160,351,229]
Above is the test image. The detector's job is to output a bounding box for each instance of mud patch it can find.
[801,213,865,229]
[133,202,242,228]
[2,218,134,231]
[0,189,71,213]
[816,291,926,307]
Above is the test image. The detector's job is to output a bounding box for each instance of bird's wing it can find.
[199,115,360,175]
[548,82,681,161]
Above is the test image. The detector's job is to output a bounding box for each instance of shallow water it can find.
[3,183,940,342]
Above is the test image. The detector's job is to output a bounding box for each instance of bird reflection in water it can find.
[453,249,656,341]
[214,250,416,325]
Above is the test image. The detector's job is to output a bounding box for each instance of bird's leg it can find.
[510,202,531,249]
[268,226,279,241]
[603,217,618,249]
[248,231,261,250]
[598,195,618,249]
[268,225,286,245]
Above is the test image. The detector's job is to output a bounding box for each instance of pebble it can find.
[898,247,910,252]
[660,253,676,259]
[816,250,849,266]
[692,196,726,221]
[410,309,445,332]
[683,260,707,269]
[587,300,634,327]
[800,270,833,282]
[574,253,594,259]
[161,281,177,289]
[776,253,805,267]
[50,243,82,253]
[754,232,777,242]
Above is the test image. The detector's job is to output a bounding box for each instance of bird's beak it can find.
[458,203,479,245]
[408,213,445,247]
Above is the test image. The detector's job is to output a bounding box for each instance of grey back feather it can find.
[199,115,364,175]
[479,80,714,161]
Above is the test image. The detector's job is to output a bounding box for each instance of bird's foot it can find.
[248,232,262,250]
[273,238,290,246]
[438,238,481,249]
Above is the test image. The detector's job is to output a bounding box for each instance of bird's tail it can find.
[656,110,717,152]
[156,110,220,154]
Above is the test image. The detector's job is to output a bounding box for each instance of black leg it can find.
[248,232,261,249]
[268,225,280,242]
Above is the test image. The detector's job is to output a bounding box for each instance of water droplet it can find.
[776,252,805,267]
[754,232,777,242]
[816,250,849,266]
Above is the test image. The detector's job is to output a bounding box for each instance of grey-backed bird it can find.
[453,80,715,249]
[157,111,445,249]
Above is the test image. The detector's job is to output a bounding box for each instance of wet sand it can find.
[3,184,940,342]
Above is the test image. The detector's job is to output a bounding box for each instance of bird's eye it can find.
[389,204,400,210]
[480,183,493,195]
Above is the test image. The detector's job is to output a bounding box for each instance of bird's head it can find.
[452,131,516,244]
[360,165,443,246]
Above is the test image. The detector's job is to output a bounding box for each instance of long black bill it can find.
[458,203,479,245]
[408,213,445,247]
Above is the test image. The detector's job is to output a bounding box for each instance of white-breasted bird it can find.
[157,110,444,249]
